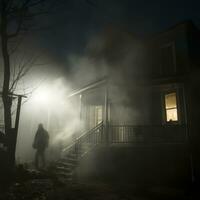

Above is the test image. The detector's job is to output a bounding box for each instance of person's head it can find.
[38,123,44,130]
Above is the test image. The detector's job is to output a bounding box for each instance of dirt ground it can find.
[0,167,198,200]
[0,180,196,200]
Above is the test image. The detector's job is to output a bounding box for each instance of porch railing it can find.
[0,123,4,133]
[62,123,187,157]
[62,122,104,156]
[109,124,187,144]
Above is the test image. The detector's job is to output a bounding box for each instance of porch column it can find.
[79,94,82,121]
[104,83,109,144]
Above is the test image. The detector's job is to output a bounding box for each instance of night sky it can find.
[34,0,200,72]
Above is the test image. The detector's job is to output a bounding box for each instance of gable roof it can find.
[68,77,107,98]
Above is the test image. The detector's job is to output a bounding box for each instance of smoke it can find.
[67,27,150,125]
[15,26,151,163]
[16,77,82,163]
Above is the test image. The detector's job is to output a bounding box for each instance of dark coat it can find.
[33,128,49,151]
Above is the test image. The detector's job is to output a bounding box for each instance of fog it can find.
[0,27,151,163]
[16,78,82,163]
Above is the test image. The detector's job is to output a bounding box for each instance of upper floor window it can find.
[160,43,176,76]
[164,92,178,122]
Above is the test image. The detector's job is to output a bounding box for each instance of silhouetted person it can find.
[33,123,49,169]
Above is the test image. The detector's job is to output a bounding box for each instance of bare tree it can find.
[0,0,49,170]
[0,0,97,171]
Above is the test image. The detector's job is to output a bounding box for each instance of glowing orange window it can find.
[164,92,178,122]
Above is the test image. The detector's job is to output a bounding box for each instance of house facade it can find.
[57,21,200,184]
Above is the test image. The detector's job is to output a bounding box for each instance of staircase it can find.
[53,122,104,182]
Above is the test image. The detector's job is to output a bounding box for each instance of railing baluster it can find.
[107,124,186,145]
[62,122,187,157]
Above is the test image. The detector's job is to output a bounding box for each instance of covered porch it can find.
[68,79,187,146]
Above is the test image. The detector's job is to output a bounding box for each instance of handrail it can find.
[76,121,103,141]
[110,124,187,127]
[62,122,104,153]
[62,123,186,155]
[109,124,187,144]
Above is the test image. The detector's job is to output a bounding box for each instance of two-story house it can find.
[54,21,200,185]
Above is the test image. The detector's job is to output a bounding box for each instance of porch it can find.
[65,122,187,150]
[58,121,189,183]
[68,78,188,147]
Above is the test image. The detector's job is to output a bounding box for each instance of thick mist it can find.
[13,27,150,163]
[16,78,82,163]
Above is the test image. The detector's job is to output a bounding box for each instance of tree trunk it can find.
[1,3,12,132]
[0,3,15,170]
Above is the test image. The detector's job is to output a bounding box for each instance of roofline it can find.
[147,20,200,42]
[68,77,107,98]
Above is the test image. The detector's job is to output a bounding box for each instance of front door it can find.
[88,105,103,129]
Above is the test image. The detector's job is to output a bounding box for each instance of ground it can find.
[0,167,199,200]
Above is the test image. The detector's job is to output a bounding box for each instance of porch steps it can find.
[53,144,94,182]
[52,123,103,182]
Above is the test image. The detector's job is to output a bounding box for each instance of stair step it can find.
[56,162,75,168]
[56,171,73,178]
[56,166,72,172]
[57,139,99,182]
[58,177,73,182]
[63,158,78,164]
[60,157,78,163]
[67,154,78,159]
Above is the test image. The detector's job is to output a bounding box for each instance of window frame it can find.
[159,42,177,76]
[161,89,181,125]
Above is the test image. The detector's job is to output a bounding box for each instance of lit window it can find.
[164,92,178,122]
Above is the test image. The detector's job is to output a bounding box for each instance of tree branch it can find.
[9,56,37,92]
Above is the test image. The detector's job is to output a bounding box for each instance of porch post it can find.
[104,83,109,144]
[79,94,82,122]
[15,96,22,133]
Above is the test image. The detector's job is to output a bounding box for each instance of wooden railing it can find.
[109,124,187,144]
[0,124,4,133]
[62,122,104,156]
[62,123,187,157]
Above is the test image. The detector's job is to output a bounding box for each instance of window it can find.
[164,92,178,122]
[160,43,176,76]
